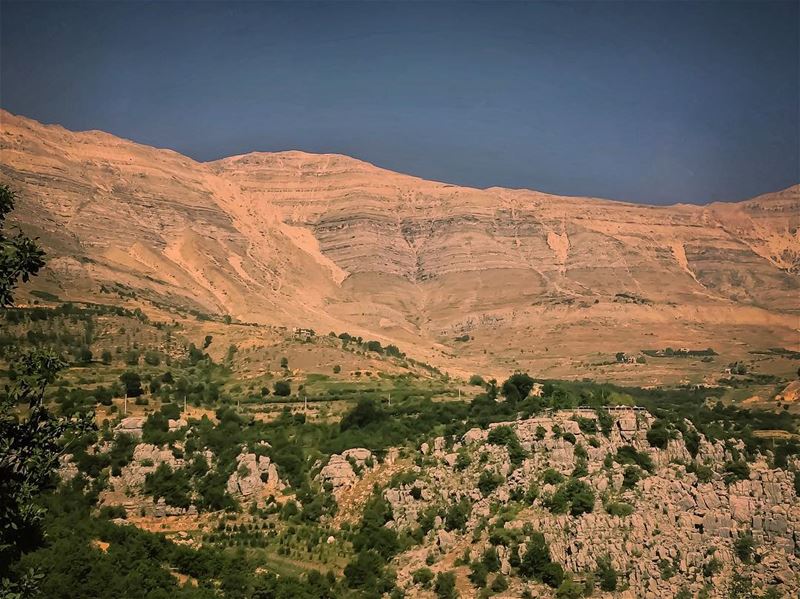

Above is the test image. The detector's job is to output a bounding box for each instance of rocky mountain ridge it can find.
[1,109,798,378]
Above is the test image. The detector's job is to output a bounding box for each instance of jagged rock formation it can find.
[382,409,799,598]
[226,452,283,498]
[114,416,186,438]
[319,448,375,490]
[1,110,797,379]
[91,441,202,517]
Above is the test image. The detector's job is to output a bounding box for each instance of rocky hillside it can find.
[61,405,799,598]
[377,409,799,598]
[1,110,798,379]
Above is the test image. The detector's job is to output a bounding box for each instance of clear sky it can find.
[1,1,798,205]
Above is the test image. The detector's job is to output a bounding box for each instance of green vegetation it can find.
[486,425,527,467]
[1,185,798,599]
[543,478,595,516]
[604,501,634,517]
[734,531,754,563]
[596,554,619,591]
[519,531,564,588]
[478,469,504,496]
[1,184,93,595]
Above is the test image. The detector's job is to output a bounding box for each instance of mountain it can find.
[1,109,798,380]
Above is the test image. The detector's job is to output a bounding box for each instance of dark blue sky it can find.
[1,1,798,204]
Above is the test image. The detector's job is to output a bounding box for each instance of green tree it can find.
[734,531,754,563]
[501,372,535,402]
[340,398,385,431]
[143,350,161,366]
[75,346,93,364]
[273,380,291,396]
[646,420,670,449]
[468,374,485,386]
[124,349,140,366]
[0,184,92,587]
[434,571,458,599]
[0,184,45,306]
[596,554,619,591]
[119,371,144,397]
[481,546,501,572]
[519,532,564,588]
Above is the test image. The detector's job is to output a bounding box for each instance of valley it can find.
[1,111,798,599]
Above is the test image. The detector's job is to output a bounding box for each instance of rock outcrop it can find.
[226,452,283,498]
[384,408,799,598]
[319,448,374,490]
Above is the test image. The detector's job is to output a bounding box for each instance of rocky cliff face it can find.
[2,110,797,377]
[377,410,799,598]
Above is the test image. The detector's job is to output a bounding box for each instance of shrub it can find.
[487,425,527,466]
[491,574,508,593]
[597,408,613,437]
[542,468,564,485]
[647,420,670,449]
[734,531,754,563]
[434,571,458,599]
[144,463,191,508]
[659,558,676,579]
[98,505,127,519]
[478,470,503,496]
[468,561,488,587]
[273,380,291,396]
[481,546,500,572]
[605,501,634,517]
[622,466,641,489]
[575,417,597,434]
[687,461,713,483]
[444,498,471,532]
[555,576,584,599]
[412,567,434,587]
[519,532,563,588]
[724,460,750,485]
[702,557,722,578]
[469,374,485,386]
[545,478,595,516]
[455,448,471,471]
[596,554,618,591]
[615,445,654,472]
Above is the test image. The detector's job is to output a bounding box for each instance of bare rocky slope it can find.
[1,109,798,379]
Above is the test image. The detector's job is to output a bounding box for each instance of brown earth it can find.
[2,109,798,382]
